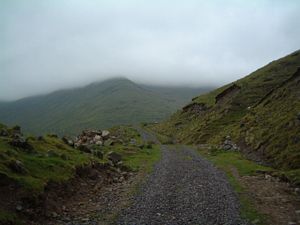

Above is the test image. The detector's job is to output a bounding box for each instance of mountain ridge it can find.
[0,78,212,136]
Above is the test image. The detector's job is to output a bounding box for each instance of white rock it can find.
[102,130,110,138]
[94,135,102,141]
[95,141,103,145]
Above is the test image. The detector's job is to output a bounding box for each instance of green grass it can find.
[196,147,272,224]
[282,169,300,186]
[155,50,300,172]
[0,124,162,224]
[0,210,20,225]
[0,124,160,192]
[0,78,211,136]
[122,145,161,172]
[102,126,161,172]
[0,135,96,192]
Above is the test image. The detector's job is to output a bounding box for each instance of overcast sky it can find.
[1,0,299,100]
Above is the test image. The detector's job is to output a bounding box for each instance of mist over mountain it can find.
[0,78,212,135]
[1,0,300,100]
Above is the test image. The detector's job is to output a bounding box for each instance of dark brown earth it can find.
[232,167,300,225]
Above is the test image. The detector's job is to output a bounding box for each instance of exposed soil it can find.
[0,163,137,225]
[232,167,300,225]
[43,168,140,225]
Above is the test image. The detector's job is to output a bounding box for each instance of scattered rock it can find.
[93,135,102,142]
[62,136,74,147]
[16,204,23,212]
[108,152,122,165]
[102,130,110,139]
[9,135,33,150]
[0,128,9,136]
[265,174,272,181]
[95,140,103,145]
[294,187,300,195]
[8,160,27,174]
[221,135,239,151]
[74,129,112,150]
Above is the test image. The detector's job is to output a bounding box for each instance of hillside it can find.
[0,78,211,136]
[154,50,300,173]
[0,122,161,224]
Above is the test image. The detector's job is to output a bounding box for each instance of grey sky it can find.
[1,0,299,100]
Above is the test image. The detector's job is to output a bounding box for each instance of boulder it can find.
[223,144,233,151]
[107,151,122,165]
[101,130,110,139]
[95,140,103,146]
[62,136,74,147]
[93,135,102,142]
[0,128,8,137]
[8,160,27,174]
[221,136,239,151]
[9,135,33,150]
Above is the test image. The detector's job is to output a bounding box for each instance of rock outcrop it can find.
[73,129,113,149]
[221,136,239,151]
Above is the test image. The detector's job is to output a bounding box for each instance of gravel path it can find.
[116,145,248,225]
[133,125,159,144]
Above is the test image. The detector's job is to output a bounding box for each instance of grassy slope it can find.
[154,50,300,174]
[0,123,161,224]
[0,78,211,136]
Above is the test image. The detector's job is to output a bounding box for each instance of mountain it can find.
[155,50,300,172]
[0,78,212,136]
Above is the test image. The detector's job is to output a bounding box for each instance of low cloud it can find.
[1,0,299,100]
